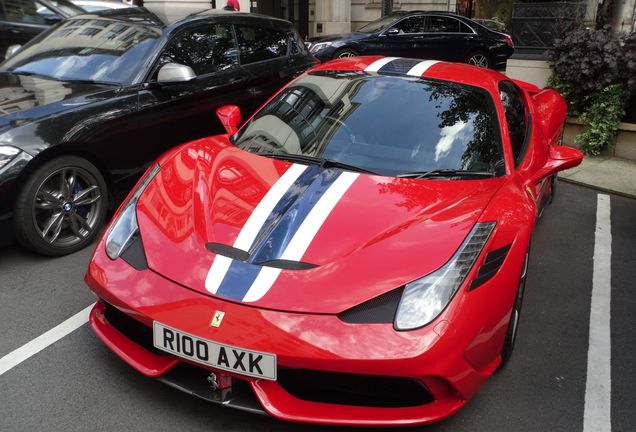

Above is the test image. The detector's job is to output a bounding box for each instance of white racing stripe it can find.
[205,163,307,294]
[243,172,359,302]
[0,303,95,376]
[364,57,399,73]
[407,60,440,77]
[583,194,612,432]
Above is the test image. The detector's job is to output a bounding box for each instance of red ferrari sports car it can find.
[85,56,583,426]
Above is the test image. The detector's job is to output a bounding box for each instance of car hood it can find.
[136,137,505,314]
[308,32,369,44]
[0,72,120,134]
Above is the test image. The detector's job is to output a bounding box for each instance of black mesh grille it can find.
[470,244,512,290]
[278,368,434,407]
[338,287,403,324]
[103,301,168,356]
[377,58,422,75]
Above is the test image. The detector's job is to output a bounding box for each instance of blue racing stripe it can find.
[377,58,422,76]
[213,165,343,301]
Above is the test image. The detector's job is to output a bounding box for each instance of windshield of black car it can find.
[233,71,505,177]
[0,18,162,84]
[358,15,398,33]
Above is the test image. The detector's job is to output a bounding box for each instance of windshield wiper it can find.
[397,169,496,179]
[260,152,380,175]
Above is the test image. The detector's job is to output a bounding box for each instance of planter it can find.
[563,117,636,161]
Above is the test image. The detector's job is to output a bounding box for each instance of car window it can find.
[289,29,307,55]
[235,24,288,64]
[499,81,528,165]
[47,0,83,16]
[393,16,426,34]
[2,0,58,24]
[234,71,505,177]
[1,17,162,84]
[426,16,461,33]
[158,24,238,76]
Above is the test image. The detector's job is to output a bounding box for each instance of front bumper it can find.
[85,245,507,426]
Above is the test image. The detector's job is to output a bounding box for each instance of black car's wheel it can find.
[500,250,529,367]
[466,50,491,68]
[333,48,359,59]
[13,156,108,256]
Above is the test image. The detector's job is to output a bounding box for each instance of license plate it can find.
[153,322,277,380]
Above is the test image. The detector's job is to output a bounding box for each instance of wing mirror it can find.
[385,27,400,36]
[5,44,22,59]
[216,105,241,135]
[533,88,567,143]
[531,145,583,183]
[157,63,196,83]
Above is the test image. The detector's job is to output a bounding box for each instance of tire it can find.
[466,50,491,69]
[13,156,108,256]
[500,249,529,367]
[333,48,359,60]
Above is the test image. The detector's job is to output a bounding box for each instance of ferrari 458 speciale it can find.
[86,56,583,426]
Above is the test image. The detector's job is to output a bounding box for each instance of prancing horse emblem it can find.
[211,311,225,328]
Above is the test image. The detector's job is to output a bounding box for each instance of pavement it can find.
[559,156,636,199]
[1,182,636,431]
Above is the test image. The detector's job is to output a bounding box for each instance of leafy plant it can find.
[575,84,628,155]
[548,26,633,155]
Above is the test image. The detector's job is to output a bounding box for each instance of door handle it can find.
[230,76,247,84]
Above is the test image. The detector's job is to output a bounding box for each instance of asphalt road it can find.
[1,182,635,432]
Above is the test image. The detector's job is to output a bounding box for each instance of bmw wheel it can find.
[500,249,529,367]
[466,51,491,68]
[333,48,359,59]
[14,156,108,256]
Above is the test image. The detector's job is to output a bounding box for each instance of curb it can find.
[558,177,636,200]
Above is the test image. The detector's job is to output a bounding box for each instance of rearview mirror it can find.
[216,105,241,135]
[532,145,583,183]
[5,44,21,59]
[385,27,400,36]
[157,63,196,83]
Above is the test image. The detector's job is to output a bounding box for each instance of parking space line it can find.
[584,194,612,432]
[0,302,95,376]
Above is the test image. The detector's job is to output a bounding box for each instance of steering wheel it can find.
[324,116,356,147]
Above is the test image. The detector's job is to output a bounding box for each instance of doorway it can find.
[250,0,309,38]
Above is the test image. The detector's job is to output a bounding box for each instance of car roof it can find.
[310,56,506,95]
[67,8,293,34]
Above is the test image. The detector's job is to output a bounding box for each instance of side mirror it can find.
[532,88,567,143]
[5,44,22,59]
[216,105,241,135]
[532,145,583,183]
[385,27,400,36]
[157,63,196,83]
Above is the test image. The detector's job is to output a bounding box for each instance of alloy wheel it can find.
[32,166,104,248]
[468,53,489,68]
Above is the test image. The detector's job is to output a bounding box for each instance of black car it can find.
[307,11,513,70]
[0,9,315,256]
[0,0,84,61]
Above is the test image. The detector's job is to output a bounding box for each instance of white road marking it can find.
[0,303,95,376]
[406,60,440,77]
[584,194,612,432]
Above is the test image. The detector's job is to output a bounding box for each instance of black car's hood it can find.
[308,32,370,43]
[0,73,120,134]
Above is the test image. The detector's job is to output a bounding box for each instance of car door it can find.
[373,15,427,58]
[232,19,299,116]
[111,21,255,200]
[419,15,476,62]
[0,0,60,59]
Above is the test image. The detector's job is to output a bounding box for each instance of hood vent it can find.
[205,242,317,270]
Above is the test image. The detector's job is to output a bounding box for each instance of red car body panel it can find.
[85,56,582,426]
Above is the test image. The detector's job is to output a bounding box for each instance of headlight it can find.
[0,146,21,171]
[105,164,160,260]
[394,222,496,331]
[309,42,333,53]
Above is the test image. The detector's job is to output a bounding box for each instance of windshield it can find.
[358,15,398,33]
[234,71,505,177]
[0,18,162,84]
